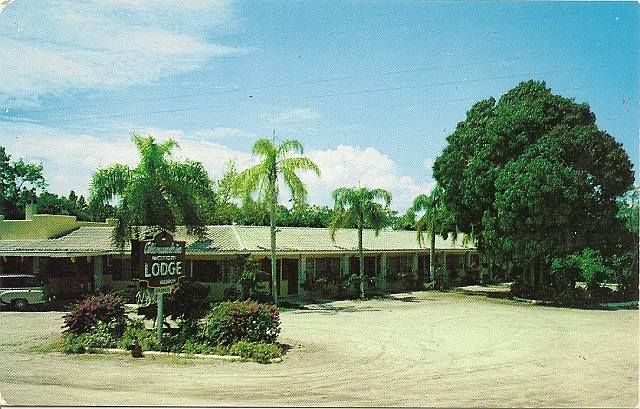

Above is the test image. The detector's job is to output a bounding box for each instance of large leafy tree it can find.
[329,187,392,299]
[433,80,634,297]
[232,137,320,305]
[88,134,215,247]
[0,146,46,219]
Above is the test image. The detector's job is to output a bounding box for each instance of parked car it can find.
[0,274,49,311]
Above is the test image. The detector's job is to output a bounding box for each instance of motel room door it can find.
[281,258,298,296]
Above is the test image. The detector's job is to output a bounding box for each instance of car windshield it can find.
[0,276,41,288]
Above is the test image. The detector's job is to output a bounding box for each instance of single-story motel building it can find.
[0,210,478,301]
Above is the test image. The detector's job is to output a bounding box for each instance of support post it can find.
[412,253,418,287]
[156,292,164,342]
[379,254,387,290]
[298,257,307,297]
[32,256,40,275]
[341,255,349,278]
[441,252,448,289]
[479,253,485,285]
[94,256,104,292]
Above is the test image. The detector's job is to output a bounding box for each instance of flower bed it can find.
[60,295,284,364]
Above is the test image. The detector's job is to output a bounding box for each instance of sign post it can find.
[135,231,186,342]
[156,292,164,341]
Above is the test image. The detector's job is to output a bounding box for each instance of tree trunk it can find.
[270,201,278,306]
[358,216,365,299]
[429,226,436,283]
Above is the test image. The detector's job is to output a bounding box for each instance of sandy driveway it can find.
[0,292,637,407]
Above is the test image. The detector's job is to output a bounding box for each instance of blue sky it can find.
[0,0,637,211]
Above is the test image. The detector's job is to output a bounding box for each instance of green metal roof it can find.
[0,225,475,257]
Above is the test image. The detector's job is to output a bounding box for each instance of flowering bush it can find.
[62,293,125,334]
[202,301,280,346]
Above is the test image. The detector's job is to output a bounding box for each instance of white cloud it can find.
[2,124,432,212]
[0,0,242,103]
[269,108,320,125]
[1,124,253,197]
[299,145,435,211]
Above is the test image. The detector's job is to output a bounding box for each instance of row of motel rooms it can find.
[0,210,479,300]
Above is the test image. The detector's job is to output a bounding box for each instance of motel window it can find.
[387,255,411,281]
[46,257,92,278]
[313,258,340,284]
[258,259,277,282]
[107,257,131,281]
[0,256,34,275]
[349,256,378,279]
[192,260,224,282]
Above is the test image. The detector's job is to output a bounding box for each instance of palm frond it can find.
[165,160,213,196]
[328,209,352,241]
[332,187,358,211]
[415,215,428,247]
[233,163,268,197]
[282,168,308,204]
[281,157,321,176]
[277,139,304,156]
[412,194,430,212]
[369,188,392,206]
[252,138,277,158]
[88,164,132,207]
[365,202,387,235]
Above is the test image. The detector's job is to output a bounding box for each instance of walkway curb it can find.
[99,348,282,363]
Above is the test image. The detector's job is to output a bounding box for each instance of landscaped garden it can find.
[59,288,284,364]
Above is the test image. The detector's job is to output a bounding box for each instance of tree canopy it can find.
[88,134,215,247]
[433,80,634,296]
[0,146,47,219]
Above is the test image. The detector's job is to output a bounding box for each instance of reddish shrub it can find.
[62,293,125,334]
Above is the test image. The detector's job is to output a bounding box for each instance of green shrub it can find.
[182,340,209,355]
[201,301,280,346]
[164,320,201,353]
[62,334,87,354]
[116,319,161,351]
[62,293,125,334]
[229,341,282,364]
[82,320,120,349]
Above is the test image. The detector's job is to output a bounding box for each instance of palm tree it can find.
[88,134,214,247]
[414,184,453,285]
[232,136,320,305]
[329,187,392,299]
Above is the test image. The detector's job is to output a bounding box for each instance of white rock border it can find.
[98,348,282,363]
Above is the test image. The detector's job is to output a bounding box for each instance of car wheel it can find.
[12,299,28,311]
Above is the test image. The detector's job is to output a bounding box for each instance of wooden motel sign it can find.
[137,231,186,288]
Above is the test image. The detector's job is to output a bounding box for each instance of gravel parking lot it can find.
[0,291,637,407]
